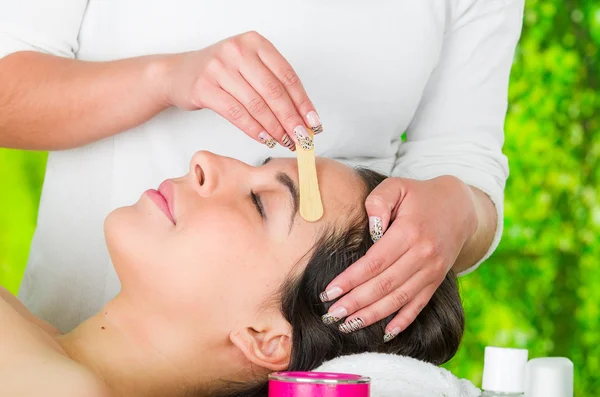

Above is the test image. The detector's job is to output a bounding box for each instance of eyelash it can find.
[250,191,264,218]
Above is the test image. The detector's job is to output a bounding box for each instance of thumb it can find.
[364,177,408,240]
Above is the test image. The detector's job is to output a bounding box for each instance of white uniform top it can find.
[0,0,524,332]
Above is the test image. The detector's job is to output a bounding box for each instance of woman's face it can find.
[104,151,366,358]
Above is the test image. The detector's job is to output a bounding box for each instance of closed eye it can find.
[251,191,265,219]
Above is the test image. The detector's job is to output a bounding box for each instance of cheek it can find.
[104,200,174,286]
[147,210,286,324]
[163,210,265,289]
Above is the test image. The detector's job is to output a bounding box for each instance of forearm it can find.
[453,186,498,273]
[0,51,169,150]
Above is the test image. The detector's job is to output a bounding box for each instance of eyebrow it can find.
[276,172,299,233]
[260,157,299,232]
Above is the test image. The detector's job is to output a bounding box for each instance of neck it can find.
[55,294,228,397]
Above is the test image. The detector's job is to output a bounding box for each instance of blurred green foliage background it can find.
[0,0,598,395]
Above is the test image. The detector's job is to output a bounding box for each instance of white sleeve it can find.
[392,0,525,275]
[0,0,89,58]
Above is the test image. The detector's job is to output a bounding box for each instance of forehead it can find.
[266,157,366,225]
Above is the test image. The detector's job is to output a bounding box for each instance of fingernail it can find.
[281,134,296,151]
[319,286,343,302]
[306,111,323,134]
[383,327,401,343]
[339,318,365,334]
[293,125,314,150]
[321,306,348,325]
[258,131,276,148]
[369,216,383,242]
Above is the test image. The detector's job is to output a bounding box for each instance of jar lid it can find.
[525,357,573,397]
[268,371,371,385]
[482,346,528,393]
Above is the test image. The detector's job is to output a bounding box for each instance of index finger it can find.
[256,39,323,135]
[319,225,410,302]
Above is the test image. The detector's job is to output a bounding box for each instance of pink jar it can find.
[268,371,370,397]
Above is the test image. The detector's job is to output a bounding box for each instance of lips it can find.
[158,180,175,217]
[145,180,176,224]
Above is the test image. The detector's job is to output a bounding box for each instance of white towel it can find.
[314,353,481,397]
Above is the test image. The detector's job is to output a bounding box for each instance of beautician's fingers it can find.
[318,176,477,335]
[162,31,321,148]
[319,222,410,303]
[336,274,437,336]
[318,178,410,302]
[254,37,323,134]
[239,54,314,149]
[216,69,292,149]
[382,284,439,343]
[322,250,422,323]
[364,177,408,241]
[203,87,275,148]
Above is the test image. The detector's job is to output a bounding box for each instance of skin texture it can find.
[0,153,366,397]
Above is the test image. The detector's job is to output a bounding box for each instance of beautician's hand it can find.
[160,31,322,150]
[319,176,485,342]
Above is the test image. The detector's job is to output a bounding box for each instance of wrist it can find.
[433,175,497,272]
[436,175,479,240]
[458,185,497,271]
[467,185,497,243]
[142,54,177,110]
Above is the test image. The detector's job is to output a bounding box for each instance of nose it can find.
[188,151,219,197]
[187,150,247,197]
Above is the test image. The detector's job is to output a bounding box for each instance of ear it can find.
[230,320,292,372]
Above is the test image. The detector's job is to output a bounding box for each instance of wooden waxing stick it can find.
[296,128,323,222]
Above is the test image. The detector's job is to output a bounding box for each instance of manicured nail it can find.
[383,327,401,343]
[339,318,365,334]
[369,216,383,242]
[319,286,343,302]
[306,111,323,134]
[293,125,314,150]
[258,131,276,148]
[281,134,296,151]
[321,306,348,324]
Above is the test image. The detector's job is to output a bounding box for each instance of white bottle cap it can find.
[482,346,529,393]
[525,357,573,397]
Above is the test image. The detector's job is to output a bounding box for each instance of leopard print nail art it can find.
[322,313,342,325]
[294,129,314,151]
[258,132,276,148]
[383,331,398,343]
[369,217,383,243]
[262,137,276,148]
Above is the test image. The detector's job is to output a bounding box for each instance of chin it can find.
[104,206,131,271]
[104,203,152,280]
[104,197,173,285]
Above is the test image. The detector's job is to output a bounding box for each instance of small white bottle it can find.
[481,346,529,396]
[524,357,574,397]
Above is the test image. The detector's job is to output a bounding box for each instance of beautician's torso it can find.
[20,0,448,331]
